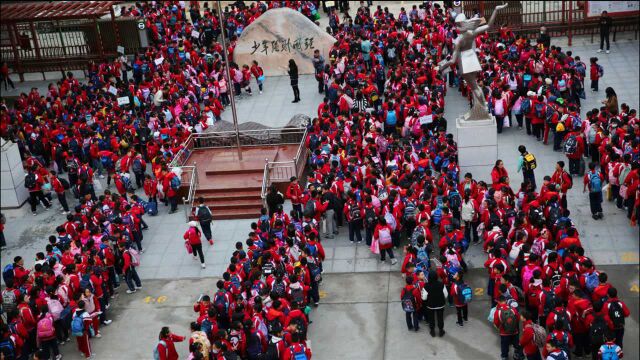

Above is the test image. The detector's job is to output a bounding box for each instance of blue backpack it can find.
[386,110,397,126]
[0,338,15,359]
[589,172,602,193]
[584,272,599,293]
[415,246,430,273]
[71,314,85,336]
[600,344,620,360]
[2,264,14,285]
[170,175,181,190]
[521,98,531,114]
[458,283,473,304]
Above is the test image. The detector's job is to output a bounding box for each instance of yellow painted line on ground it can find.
[143,296,169,304]
[319,290,327,299]
[620,252,639,263]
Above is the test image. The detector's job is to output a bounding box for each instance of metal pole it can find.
[568,0,573,46]
[216,0,242,160]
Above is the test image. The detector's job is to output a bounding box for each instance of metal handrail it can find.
[177,164,198,222]
[168,127,307,168]
[259,126,310,204]
[261,159,270,208]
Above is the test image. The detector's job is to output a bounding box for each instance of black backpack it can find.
[197,206,212,222]
[263,340,281,360]
[365,207,377,227]
[24,173,37,190]
[401,288,415,312]
[589,315,607,345]
[349,203,362,222]
[59,178,70,190]
[303,200,316,218]
[553,310,571,331]
[608,301,625,329]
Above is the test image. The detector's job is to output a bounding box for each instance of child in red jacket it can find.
[590,57,601,91]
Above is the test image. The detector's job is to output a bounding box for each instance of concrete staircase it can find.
[186,145,297,220]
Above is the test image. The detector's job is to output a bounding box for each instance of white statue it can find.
[439,3,508,120]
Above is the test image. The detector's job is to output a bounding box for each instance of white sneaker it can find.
[55,355,63,360]
[597,49,603,53]
[94,333,102,338]
[126,289,136,294]
[201,263,206,269]
[102,319,112,325]
[391,258,398,265]
[135,285,142,290]
[260,90,263,94]
[99,175,105,179]
[606,50,610,54]
[32,212,37,216]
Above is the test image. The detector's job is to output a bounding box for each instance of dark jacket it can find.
[266,191,284,215]
[322,191,340,211]
[423,274,447,309]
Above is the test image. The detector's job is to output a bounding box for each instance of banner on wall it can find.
[586,1,640,17]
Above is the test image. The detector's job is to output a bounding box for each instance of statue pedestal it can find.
[455,115,498,182]
[1,140,28,208]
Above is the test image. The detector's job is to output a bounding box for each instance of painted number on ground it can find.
[630,284,639,293]
[319,290,327,299]
[474,288,484,296]
[144,296,168,304]
[620,252,639,263]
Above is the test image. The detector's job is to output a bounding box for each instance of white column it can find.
[1,140,29,208]
[455,116,498,183]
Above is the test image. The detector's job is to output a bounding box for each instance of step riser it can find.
[196,187,262,194]
[200,195,262,202]
[204,170,265,176]
[210,204,262,210]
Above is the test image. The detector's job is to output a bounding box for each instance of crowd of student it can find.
[156,204,324,360]
[291,2,636,360]
[1,192,147,359]
[0,2,323,360]
[0,1,638,359]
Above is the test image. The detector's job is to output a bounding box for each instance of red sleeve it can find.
[158,342,168,360]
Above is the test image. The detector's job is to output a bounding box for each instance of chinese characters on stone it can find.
[251,37,315,55]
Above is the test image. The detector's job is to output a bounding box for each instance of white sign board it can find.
[191,30,200,39]
[154,57,164,66]
[587,1,639,17]
[419,115,433,125]
[107,85,118,95]
[117,96,130,106]
[117,45,125,54]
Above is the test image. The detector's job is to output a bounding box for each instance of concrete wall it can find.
[1,140,28,208]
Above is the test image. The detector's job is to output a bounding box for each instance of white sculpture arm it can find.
[439,40,461,71]
[474,3,508,36]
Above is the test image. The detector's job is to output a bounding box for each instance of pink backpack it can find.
[378,228,392,245]
[128,249,141,267]
[522,265,538,288]
[37,315,56,339]
[47,298,64,321]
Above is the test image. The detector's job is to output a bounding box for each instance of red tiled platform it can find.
[186,145,297,219]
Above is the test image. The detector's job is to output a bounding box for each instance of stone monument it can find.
[1,140,28,208]
[439,3,508,181]
[234,8,336,76]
